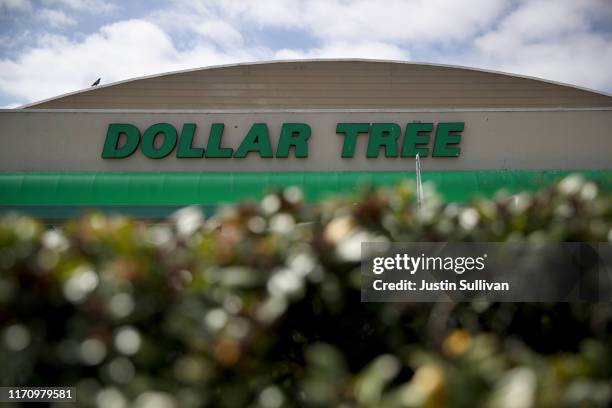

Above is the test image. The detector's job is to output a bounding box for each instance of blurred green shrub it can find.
[0,175,611,408]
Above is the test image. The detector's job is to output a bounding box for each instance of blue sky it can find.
[1,0,611,108]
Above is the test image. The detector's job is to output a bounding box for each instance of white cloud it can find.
[276,41,408,60]
[192,21,244,48]
[149,4,245,49]
[2,102,23,108]
[468,0,612,92]
[36,8,77,27]
[42,0,115,13]
[171,0,510,44]
[475,0,610,51]
[0,0,31,10]
[0,19,265,103]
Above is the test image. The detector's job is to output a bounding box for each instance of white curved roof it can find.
[25,59,612,109]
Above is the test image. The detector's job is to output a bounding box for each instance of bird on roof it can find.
[91,78,101,87]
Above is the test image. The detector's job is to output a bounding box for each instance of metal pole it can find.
[416,153,423,209]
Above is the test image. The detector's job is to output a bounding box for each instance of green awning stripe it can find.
[1,170,611,206]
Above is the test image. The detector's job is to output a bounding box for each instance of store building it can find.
[1,60,611,218]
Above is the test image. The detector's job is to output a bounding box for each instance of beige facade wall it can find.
[1,109,610,172]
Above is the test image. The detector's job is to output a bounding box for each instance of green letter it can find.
[235,123,273,158]
[102,123,140,158]
[141,123,178,159]
[336,123,369,158]
[433,122,463,157]
[277,123,311,158]
[401,123,433,157]
[205,123,233,158]
[367,123,401,158]
[177,123,204,158]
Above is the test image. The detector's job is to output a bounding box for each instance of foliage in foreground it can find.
[0,175,611,408]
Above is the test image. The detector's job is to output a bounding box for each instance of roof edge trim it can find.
[5,107,612,114]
